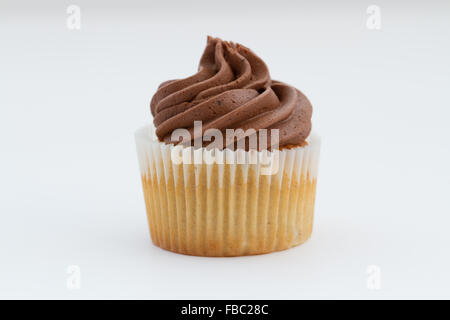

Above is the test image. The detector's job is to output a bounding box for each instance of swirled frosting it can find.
[150,36,312,150]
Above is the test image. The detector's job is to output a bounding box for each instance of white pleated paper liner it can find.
[135,125,320,186]
[135,124,320,256]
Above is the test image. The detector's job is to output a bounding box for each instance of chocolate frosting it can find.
[150,36,312,150]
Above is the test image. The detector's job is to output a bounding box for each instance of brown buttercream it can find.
[150,36,312,150]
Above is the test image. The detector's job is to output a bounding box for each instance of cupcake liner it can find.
[135,125,320,256]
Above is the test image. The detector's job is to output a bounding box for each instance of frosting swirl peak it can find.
[150,36,312,150]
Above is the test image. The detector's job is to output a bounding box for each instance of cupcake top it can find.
[150,36,312,150]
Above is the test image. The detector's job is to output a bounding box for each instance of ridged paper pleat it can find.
[136,125,320,256]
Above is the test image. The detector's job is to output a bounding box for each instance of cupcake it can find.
[136,36,320,256]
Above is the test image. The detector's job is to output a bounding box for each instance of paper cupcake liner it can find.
[135,125,320,256]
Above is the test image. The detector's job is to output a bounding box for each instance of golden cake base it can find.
[141,163,317,257]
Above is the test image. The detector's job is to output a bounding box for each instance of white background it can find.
[1,0,449,299]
